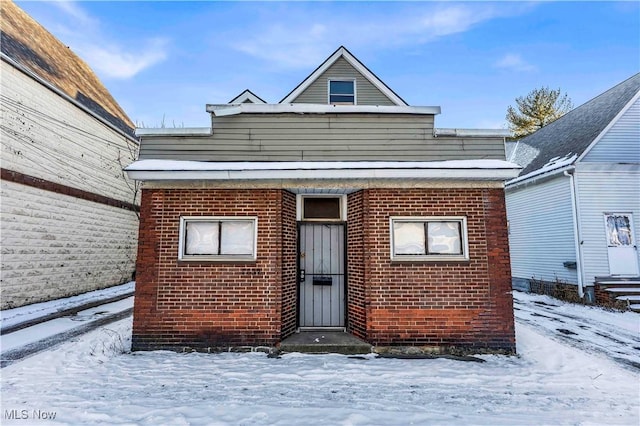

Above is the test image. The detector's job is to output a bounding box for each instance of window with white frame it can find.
[329,80,355,105]
[179,216,257,261]
[390,217,469,261]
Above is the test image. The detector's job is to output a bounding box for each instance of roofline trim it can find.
[575,89,640,163]
[435,128,511,138]
[126,159,521,182]
[1,53,139,144]
[228,89,267,104]
[505,154,577,187]
[279,46,408,106]
[206,103,441,116]
[135,127,212,137]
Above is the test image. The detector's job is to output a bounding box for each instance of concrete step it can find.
[596,277,640,286]
[279,331,372,355]
[605,287,640,293]
[629,304,640,313]
[616,295,640,301]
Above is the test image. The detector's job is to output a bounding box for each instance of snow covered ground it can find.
[1,292,638,425]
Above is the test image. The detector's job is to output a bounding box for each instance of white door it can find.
[604,213,639,276]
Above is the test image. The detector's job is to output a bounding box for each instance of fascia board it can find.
[207,103,441,116]
[127,168,520,182]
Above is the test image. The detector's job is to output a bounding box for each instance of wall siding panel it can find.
[292,57,396,105]
[575,168,640,286]
[140,114,506,161]
[582,98,640,163]
[505,176,578,285]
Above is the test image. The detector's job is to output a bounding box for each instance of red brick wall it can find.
[347,191,367,340]
[132,188,287,350]
[280,191,298,339]
[361,188,515,353]
[134,186,515,353]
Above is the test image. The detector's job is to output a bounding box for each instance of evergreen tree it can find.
[506,87,573,138]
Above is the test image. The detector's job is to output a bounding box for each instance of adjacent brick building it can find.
[127,47,520,354]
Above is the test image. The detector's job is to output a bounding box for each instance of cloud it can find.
[230,3,532,69]
[46,1,168,79]
[495,54,536,72]
[75,38,169,79]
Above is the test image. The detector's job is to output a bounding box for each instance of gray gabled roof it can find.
[511,73,640,176]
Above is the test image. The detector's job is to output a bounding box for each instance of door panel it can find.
[604,213,639,276]
[299,223,345,327]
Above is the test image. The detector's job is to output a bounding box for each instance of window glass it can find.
[391,217,468,261]
[303,198,341,220]
[220,221,254,255]
[185,222,219,255]
[329,80,355,104]
[393,222,426,255]
[180,217,257,261]
[427,222,462,254]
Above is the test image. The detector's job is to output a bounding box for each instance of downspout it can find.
[564,168,585,299]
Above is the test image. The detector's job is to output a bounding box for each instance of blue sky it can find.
[16,1,640,129]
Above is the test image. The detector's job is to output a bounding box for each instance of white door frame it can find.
[603,212,639,276]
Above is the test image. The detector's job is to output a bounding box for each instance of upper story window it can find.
[329,80,356,105]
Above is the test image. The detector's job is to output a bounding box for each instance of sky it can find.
[15,1,640,129]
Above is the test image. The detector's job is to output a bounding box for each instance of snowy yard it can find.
[1,293,639,425]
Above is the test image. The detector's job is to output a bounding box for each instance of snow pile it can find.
[1,282,134,330]
[2,311,639,425]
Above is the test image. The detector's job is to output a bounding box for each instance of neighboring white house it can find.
[0,1,139,309]
[505,73,640,309]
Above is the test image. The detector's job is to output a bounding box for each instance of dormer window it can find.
[329,80,355,105]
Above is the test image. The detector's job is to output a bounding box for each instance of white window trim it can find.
[178,216,258,262]
[328,79,357,105]
[297,194,347,221]
[389,216,469,261]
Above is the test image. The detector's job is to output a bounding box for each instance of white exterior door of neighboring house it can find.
[604,213,639,276]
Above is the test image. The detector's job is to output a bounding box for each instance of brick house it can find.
[126,47,520,354]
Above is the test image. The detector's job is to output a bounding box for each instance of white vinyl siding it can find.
[574,167,640,285]
[505,175,578,284]
[582,98,640,163]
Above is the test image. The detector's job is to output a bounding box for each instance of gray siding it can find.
[582,98,640,163]
[292,57,396,105]
[139,113,506,161]
[505,175,578,285]
[574,167,640,285]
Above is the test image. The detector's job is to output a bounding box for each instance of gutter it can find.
[1,53,139,145]
[564,168,585,299]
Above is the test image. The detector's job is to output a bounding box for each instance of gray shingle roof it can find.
[511,73,640,176]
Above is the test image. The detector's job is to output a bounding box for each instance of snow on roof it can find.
[125,159,521,182]
[206,103,441,116]
[127,159,520,172]
[506,153,577,187]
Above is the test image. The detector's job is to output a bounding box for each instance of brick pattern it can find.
[362,188,515,353]
[132,188,286,350]
[1,180,138,308]
[134,187,515,353]
[280,191,297,339]
[347,191,367,339]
